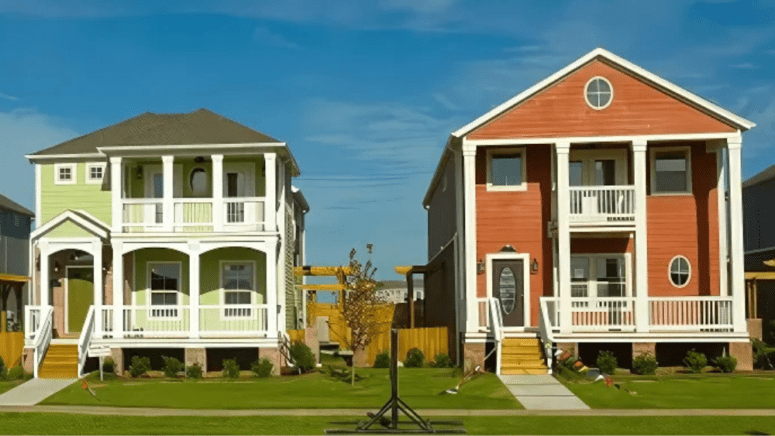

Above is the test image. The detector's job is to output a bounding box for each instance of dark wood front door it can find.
[492,259,524,327]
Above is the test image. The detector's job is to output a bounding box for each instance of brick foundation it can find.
[463,342,486,370]
[747,319,763,342]
[632,342,656,361]
[185,348,207,371]
[110,348,124,376]
[729,341,753,371]
[305,324,320,363]
[22,348,33,374]
[260,347,282,376]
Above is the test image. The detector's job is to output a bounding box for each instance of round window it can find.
[190,168,208,196]
[585,76,613,110]
[669,255,691,288]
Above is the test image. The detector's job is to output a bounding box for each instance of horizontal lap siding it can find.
[40,163,111,225]
[475,145,552,326]
[468,60,736,140]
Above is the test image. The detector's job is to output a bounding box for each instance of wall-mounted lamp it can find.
[476,259,485,274]
[53,261,61,273]
[531,258,539,275]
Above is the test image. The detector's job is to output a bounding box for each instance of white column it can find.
[264,154,277,233]
[110,157,123,233]
[265,237,278,338]
[555,141,572,334]
[632,140,650,332]
[212,155,224,232]
[112,241,124,338]
[462,142,479,333]
[189,249,200,339]
[92,240,103,335]
[277,160,287,333]
[727,134,747,332]
[39,240,49,307]
[716,146,729,296]
[162,156,174,232]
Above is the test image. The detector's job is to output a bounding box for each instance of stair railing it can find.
[280,331,296,368]
[538,298,555,374]
[32,306,54,378]
[77,306,97,377]
[488,298,504,375]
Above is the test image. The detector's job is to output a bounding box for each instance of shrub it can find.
[185,364,203,379]
[713,354,737,373]
[162,356,184,378]
[404,348,425,368]
[0,355,5,380]
[684,349,708,374]
[222,359,240,378]
[596,350,618,375]
[433,353,452,368]
[102,357,115,374]
[7,365,25,380]
[128,356,151,378]
[251,358,274,378]
[632,352,658,375]
[289,342,316,372]
[753,339,775,369]
[373,350,390,368]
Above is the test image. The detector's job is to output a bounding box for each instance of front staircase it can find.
[39,344,79,379]
[499,337,548,375]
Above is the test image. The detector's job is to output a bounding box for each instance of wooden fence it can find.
[366,326,448,366]
[0,332,24,368]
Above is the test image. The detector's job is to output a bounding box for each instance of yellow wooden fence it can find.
[366,327,448,366]
[0,332,24,368]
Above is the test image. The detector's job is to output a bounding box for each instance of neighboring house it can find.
[23,108,308,378]
[743,165,775,344]
[422,48,755,374]
[378,280,424,304]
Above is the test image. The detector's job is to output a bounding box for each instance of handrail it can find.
[487,298,504,375]
[32,306,53,378]
[77,306,96,377]
[538,298,555,374]
[280,331,295,368]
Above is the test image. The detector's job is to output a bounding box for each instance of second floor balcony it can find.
[122,197,266,233]
[568,185,635,226]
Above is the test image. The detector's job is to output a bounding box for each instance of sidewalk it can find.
[498,374,589,410]
[0,379,76,406]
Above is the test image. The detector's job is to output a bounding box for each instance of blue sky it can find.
[0,0,774,280]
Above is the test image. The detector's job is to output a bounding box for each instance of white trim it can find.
[668,255,692,288]
[35,164,41,229]
[64,265,94,335]
[568,253,631,299]
[97,142,286,152]
[462,141,479,333]
[452,48,754,138]
[25,153,105,161]
[584,76,614,110]
[716,147,728,297]
[54,163,77,185]
[465,132,738,147]
[146,261,183,319]
[485,252,530,329]
[219,260,259,319]
[30,210,109,241]
[649,145,693,195]
[568,148,628,185]
[485,147,527,192]
[85,163,106,185]
[744,246,775,255]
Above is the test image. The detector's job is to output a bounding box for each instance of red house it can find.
[421,48,755,374]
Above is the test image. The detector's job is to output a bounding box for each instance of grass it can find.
[41,367,519,410]
[560,370,775,409]
[2,413,775,435]
[0,379,25,395]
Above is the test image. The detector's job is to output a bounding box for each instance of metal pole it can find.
[391,328,398,429]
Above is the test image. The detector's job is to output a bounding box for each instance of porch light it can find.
[476,260,485,274]
[53,261,61,273]
[531,258,539,274]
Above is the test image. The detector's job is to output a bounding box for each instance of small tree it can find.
[339,248,393,386]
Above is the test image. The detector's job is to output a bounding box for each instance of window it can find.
[653,148,691,194]
[189,168,208,197]
[14,215,19,226]
[585,76,613,110]
[54,163,76,185]
[149,263,180,317]
[222,262,254,317]
[570,254,629,299]
[596,257,626,297]
[486,148,526,191]
[669,256,691,288]
[86,163,105,184]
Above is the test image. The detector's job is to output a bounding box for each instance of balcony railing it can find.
[569,186,635,225]
[121,197,266,233]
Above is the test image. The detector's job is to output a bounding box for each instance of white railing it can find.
[224,197,265,231]
[29,306,53,378]
[199,304,269,337]
[569,186,635,224]
[174,199,213,232]
[538,298,556,374]
[649,297,733,332]
[121,197,266,233]
[122,198,164,232]
[541,296,636,332]
[77,306,96,377]
[488,298,504,375]
[24,306,44,340]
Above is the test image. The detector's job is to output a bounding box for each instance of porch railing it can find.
[569,186,635,224]
[25,305,53,378]
[649,297,733,332]
[77,306,96,377]
[24,306,44,341]
[121,197,266,233]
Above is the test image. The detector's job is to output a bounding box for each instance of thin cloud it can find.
[0,92,19,101]
[252,26,300,50]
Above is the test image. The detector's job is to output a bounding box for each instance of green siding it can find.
[47,221,95,238]
[40,163,111,225]
[132,249,190,306]
[200,247,266,305]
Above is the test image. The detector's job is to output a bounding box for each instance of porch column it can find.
[555,141,572,334]
[189,249,200,339]
[462,142,479,333]
[112,241,124,339]
[727,134,747,333]
[212,154,224,232]
[716,146,729,297]
[39,240,49,307]
[162,156,174,232]
[265,154,277,233]
[110,157,123,233]
[266,237,278,338]
[632,140,649,332]
[92,240,103,336]
[277,160,287,334]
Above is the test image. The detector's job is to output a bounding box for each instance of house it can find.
[0,194,34,368]
[743,164,775,345]
[23,108,308,378]
[421,48,755,374]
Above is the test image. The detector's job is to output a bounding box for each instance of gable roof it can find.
[30,209,110,241]
[453,48,755,138]
[0,194,34,217]
[744,163,775,189]
[30,108,282,157]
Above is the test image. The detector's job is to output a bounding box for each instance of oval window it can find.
[190,168,208,196]
[499,267,517,314]
[585,76,613,110]
[669,255,691,288]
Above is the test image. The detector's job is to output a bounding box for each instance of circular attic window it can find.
[585,76,613,110]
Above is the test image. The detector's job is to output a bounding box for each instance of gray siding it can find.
[0,210,31,276]
[744,178,775,252]
[426,155,458,261]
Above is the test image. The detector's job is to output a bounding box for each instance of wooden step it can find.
[40,345,79,379]
[502,338,540,346]
[501,368,547,375]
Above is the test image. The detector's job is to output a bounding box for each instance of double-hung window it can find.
[569,254,629,302]
[223,262,254,317]
[652,148,691,194]
[486,148,526,191]
[149,263,180,318]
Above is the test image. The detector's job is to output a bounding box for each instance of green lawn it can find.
[41,368,519,410]
[2,413,775,435]
[561,373,775,409]
[0,380,25,395]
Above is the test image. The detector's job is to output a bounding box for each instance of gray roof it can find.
[31,108,281,156]
[0,194,34,217]
[744,162,775,189]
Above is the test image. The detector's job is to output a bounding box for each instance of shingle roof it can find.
[0,194,34,217]
[744,163,775,189]
[31,108,281,156]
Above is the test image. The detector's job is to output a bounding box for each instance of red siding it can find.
[468,60,737,140]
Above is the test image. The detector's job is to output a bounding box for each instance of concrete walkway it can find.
[0,379,76,406]
[498,374,589,410]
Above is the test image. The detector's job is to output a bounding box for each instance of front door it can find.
[67,268,94,333]
[491,259,524,327]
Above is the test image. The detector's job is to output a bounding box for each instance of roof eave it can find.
[422,135,457,208]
